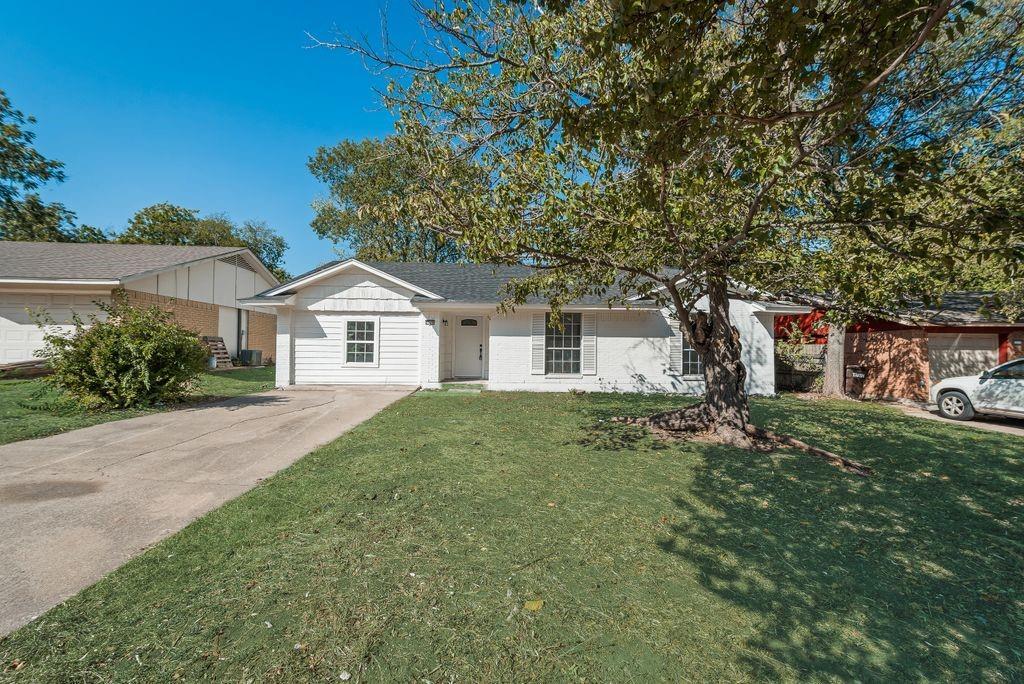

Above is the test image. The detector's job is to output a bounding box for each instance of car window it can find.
[991,359,1024,379]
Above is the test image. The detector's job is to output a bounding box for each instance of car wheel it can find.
[937,390,975,421]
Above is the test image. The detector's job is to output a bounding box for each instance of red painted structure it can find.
[774,309,1024,400]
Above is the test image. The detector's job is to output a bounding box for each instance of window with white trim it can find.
[545,312,581,374]
[681,345,703,376]
[345,320,376,364]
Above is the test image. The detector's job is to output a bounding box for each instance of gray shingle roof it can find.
[0,241,246,280]
[267,260,626,305]
[901,291,1024,325]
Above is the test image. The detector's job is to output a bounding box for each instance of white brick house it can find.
[242,259,806,394]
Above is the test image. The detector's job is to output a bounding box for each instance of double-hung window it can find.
[681,345,703,376]
[545,312,581,374]
[345,319,376,364]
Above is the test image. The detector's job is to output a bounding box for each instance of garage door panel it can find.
[0,294,108,363]
[928,333,998,382]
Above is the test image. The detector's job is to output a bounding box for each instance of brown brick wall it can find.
[122,288,219,338]
[1008,331,1024,361]
[845,329,929,401]
[247,310,276,362]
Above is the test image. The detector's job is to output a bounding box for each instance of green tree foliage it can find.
[38,294,209,409]
[118,203,290,281]
[0,88,103,242]
[328,0,1024,449]
[233,219,290,282]
[308,136,466,262]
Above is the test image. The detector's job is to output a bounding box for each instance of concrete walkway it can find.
[0,386,414,635]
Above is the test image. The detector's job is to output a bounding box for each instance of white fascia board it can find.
[261,258,444,300]
[0,278,122,286]
[237,294,296,307]
[414,300,658,311]
[746,301,813,314]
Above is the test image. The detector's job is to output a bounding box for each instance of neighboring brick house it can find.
[776,292,1024,402]
[0,242,279,365]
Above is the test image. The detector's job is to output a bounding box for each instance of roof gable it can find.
[0,242,279,286]
[261,259,443,300]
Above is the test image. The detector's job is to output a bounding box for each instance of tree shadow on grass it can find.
[570,392,687,452]
[658,398,1023,680]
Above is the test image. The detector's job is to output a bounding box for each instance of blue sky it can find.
[1,1,420,275]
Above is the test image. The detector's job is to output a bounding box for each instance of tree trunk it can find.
[639,276,754,448]
[615,278,873,475]
[822,322,847,397]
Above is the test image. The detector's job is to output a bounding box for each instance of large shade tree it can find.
[323,0,1023,467]
[309,136,470,262]
[0,88,106,243]
[118,203,291,281]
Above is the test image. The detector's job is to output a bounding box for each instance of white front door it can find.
[453,316,483,378]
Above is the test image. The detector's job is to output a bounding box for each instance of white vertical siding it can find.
[175,267,189,299]
[131,274,158,294]
[189,261,215,302]
[292,312,421,385]
[213,260,236,307]
[157,271,176,297]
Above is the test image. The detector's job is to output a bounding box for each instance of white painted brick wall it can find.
[487,303,775,395]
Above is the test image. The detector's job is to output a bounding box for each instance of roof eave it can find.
[261,258,444,300]
[0,277,122,286]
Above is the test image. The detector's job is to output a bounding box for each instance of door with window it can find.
[454,317,483,378]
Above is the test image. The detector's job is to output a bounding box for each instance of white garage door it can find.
[928,333,999,382]
[0,293,107,364]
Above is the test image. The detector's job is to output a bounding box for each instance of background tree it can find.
[234,219,290,282]
[0,88,104,242]
[324,0,1024,467]
[308,136,466,262]
[118,203,290,280]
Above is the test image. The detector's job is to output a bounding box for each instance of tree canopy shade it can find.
[321,0,1024,458]
[0,88,103,243]
[308,136,467,262]
[117,203,291,281]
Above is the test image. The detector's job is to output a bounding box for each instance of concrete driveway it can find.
[897,404,1024,437]
[0,385,414,635]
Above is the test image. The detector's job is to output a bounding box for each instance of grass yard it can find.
[1,392,1021,681]
[0,366,276,446]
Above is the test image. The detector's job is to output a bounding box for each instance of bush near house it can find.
[39,295,209,409]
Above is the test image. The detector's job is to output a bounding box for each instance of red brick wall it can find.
[845,329,929,401]
[123,288,219,338]
[247,310,275,362]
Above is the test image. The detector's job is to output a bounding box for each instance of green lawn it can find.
[2,392,1021,681]
[0,366,276,446]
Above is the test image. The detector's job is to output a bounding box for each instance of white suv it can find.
[930,359,1024,421]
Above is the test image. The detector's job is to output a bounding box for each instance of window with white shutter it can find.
[670,327,703,376]
[531,313,546,374]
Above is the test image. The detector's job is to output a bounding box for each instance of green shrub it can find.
[39,294,209,409]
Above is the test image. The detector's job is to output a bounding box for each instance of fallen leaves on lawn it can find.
[523,600,544,612]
